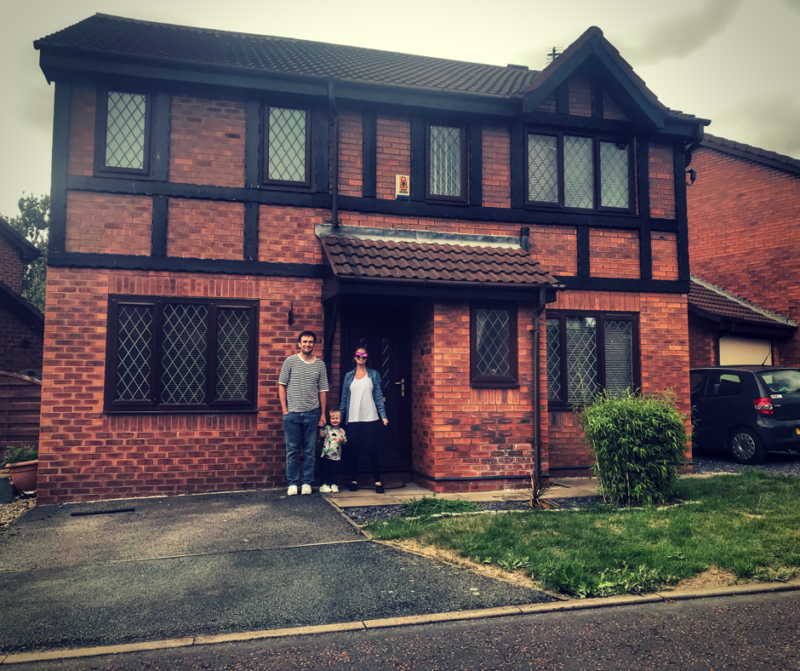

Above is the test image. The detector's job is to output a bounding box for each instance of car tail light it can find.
[754,397,774,415]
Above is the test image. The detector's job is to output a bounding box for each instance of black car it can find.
[690,366,800,464]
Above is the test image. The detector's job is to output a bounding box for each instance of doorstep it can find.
[326,478,600,508]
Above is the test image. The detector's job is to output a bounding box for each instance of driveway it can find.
[0,490,554,654]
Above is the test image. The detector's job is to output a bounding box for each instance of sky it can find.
[1,0,799,220]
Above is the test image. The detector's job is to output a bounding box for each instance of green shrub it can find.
[2,445,38,465]
[581,389,687,506]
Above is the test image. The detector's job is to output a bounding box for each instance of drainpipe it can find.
[532,286,546,487]
[327,80,340,228]
[520,226,530,252]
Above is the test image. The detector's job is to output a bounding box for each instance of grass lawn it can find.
[365,472,800,598]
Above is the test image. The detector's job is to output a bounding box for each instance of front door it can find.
[341,300,412,472]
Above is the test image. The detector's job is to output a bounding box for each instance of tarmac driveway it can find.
[0,490,554,654]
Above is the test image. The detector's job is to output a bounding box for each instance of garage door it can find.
[719,336,772,365]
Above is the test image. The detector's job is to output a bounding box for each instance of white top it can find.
[348,374,379,422]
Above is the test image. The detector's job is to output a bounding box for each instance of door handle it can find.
[395,378,405,397]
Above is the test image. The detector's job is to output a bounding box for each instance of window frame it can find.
[525,130,635,213]
[546,310,640,410]
[262,104,314,190]
[425,122,468,203]
[470,301,519,389]
[94,88,153,178]
[104,295,259,414]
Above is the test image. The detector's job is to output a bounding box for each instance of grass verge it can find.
[365,472,800,598]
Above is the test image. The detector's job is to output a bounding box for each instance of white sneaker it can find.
[319,484,331,493]
[287,485,298,496]
[301,484,312,495]
[330,484,339,493]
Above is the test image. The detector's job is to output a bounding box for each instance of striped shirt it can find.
[278,354,329,413]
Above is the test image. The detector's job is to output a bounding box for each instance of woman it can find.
[339,347,388,493]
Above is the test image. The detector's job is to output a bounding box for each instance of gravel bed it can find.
[341,495,603,525]
[0,494,35,532]
[692,451,800,477]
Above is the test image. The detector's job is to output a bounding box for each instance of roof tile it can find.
[689,277,797,329]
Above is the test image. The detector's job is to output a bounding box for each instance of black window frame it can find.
[262,104,314,190]
[94,88,153,178]
[546,311,640,410]
[104,296,259,414]
[525,130,635,213]
[470,301,519,389]
[426,122,468,203]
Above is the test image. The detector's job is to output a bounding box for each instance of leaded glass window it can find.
[267,107,308,183]
[104,92,147,171]
[600,141,630,209]
[471,304,518,388]
[564,136,594,209]
[429,125,463,198]
[547,313,638,406]
[106,297,257,413]
[528,134,558,203]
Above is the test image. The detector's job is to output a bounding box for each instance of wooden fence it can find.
[0,371,41,449]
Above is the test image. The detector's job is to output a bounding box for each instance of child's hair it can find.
[329,409,342,419]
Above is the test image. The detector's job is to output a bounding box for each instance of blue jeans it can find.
[283,409,320,487]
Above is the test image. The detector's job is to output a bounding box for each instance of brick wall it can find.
[534,91,557,113]
[376,115,410,200]
[651,231,679,280]
[169,96,246,188]
[530,227,577,275]
[603,94,628,121]
[0,304,42,372]
[689,314,717,367]
[167,200,244,260]
[0,237,23,292]
[649,143,676,219]
[482,126,511,208]
[338,109,363,197]
[66,193,152,255]
[258,205,325,264]
[38,267,325,503]
[568,76,592,117]
[589,229,640,278]
[546,290,691,471]
[68,85,95,176]
[687,146,800,366]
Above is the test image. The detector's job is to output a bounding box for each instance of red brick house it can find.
[0,217,44,376]
[687,134,800,367]
[33,15,705,503]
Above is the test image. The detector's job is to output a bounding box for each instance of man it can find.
[278,331,329,496]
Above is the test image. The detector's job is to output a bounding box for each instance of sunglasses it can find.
[354,353,368,359]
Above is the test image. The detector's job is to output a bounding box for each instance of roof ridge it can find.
[691,275,797,327]
[701,133,800,172]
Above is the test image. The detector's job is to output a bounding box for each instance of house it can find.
[687,134,800,367]
[33,15,706,503]
[0,217,44,376]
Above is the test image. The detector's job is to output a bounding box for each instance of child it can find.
[318,410,346,493]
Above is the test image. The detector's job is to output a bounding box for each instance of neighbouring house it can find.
[0,217,44,376]
[687,134,800,367]
[33,15,706,503]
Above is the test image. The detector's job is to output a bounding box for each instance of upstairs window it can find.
[105,297,258,413]
[264,106,312,188]
[527,131,633,211]
[470,302,519,388]
[546,312,639,407]
[96,91,151,176]
[427,124,467,202]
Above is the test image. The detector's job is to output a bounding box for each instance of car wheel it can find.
[728,427,767,465]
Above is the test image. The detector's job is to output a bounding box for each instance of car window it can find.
[758,370,800,394]
[690,372,705,395]
[706,372,742,397]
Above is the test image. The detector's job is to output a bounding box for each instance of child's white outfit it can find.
[319,425,346,491]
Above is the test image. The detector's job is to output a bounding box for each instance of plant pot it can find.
[6,460,38,493]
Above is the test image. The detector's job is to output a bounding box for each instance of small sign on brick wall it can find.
[395,175,410,200]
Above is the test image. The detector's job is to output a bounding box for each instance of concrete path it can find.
[0,490,554,655]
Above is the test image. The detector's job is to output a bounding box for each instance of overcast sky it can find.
[2,0,799,219]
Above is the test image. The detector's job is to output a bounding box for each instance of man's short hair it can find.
[297,330,317,343]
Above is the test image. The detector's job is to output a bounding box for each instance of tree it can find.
[2,194,49,312]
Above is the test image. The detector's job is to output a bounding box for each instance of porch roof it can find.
[319,234,560,290]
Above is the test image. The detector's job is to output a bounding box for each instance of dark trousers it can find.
[319,457,341,486]
[346,420,382,482]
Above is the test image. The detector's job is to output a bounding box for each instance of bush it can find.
[581,389,687,506]
[2,445,38,466]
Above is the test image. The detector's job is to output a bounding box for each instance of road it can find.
[9,590,800,670]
